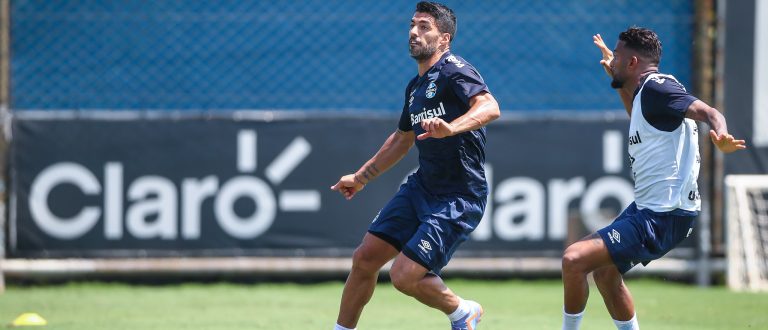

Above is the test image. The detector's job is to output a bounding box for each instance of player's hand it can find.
[417,117,455,140]
[330,174,365,200]
[710,130,747,153]
[593,34,614,78]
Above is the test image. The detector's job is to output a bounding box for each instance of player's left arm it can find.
[685,100,747,153]
[417,92,500,140]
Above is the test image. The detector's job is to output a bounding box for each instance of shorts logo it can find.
[418,239,432,253]
[607,229,621,244]
[426,81,437,98]
[686,227,693,238]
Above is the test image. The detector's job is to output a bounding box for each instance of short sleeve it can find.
[445,63,489,106]
[398,78,417,132]
[640,76,698,132]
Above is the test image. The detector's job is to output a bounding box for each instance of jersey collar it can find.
[415,51,452,85]
[633,70,660,98]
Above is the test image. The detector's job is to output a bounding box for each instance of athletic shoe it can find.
[450,300,483,330]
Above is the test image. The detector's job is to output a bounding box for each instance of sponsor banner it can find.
[9,115,692,258]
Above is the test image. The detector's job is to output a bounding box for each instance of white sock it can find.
[447,297,471,322]
[613,314,639,330]
[562,308,584,330]
[334,324,356,330]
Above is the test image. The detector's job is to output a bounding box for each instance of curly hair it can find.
[618,27,662,65]
[415,2,457,42]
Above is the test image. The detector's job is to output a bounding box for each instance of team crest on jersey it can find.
[426,81,437,98]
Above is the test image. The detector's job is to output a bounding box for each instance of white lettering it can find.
[265,137,311,185]
[181,176,219,239]
[446,55,465,68]
[547,177,586,239]
[26,129,316,241]
[104,162,123,239]
[603,131,623,173]
[580,176,634,232]
[471,165,493,240]
[238,130,257,172]
[126,176,178,239]
[410,102,446,126]
[215,176,276,239]
[29,163,102,239]
[493,177,545,240]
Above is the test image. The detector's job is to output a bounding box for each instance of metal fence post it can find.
[694,0,717,287]
[0,0,11,293]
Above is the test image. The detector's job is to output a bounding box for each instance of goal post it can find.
[725,175,768,292]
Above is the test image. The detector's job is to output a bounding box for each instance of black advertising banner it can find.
[723,0,768,174]
[9,115,659,258]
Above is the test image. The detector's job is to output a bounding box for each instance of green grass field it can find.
[1,279,766,329]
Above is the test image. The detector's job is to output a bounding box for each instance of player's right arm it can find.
[593,34,633,115]
[330,129,415,200]
[332,79,417,200]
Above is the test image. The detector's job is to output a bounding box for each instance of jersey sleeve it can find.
[445,63,490,106]
[640,77,699,132]
[398,78,416,132]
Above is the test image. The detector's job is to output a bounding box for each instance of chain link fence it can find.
[9,0,694,112]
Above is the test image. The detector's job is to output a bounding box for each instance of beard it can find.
[610,67,624,88]
[610,78,623,89]
[409,36,439,61]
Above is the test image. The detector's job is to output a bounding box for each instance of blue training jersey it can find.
[398,51,490,199]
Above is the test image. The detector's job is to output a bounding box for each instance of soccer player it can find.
[330,2,500,330]
[560,27,746,330]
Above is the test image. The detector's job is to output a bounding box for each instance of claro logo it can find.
[27,130,319,240]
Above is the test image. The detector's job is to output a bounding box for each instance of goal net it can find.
[725,175,768,292]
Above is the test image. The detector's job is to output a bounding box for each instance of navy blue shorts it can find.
[599,202,696,274]
[368,177,486,274]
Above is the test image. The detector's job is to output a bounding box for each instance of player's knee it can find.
[592,267,620,286]
[351,246,384,274]
[592,267,610,283]
[562,247,586,274]
[389,271,416,295]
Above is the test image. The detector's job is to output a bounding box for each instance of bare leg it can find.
[389,252,459,314]
[336,233,400,328]
[561,233,615,314]
[593,266,635,321]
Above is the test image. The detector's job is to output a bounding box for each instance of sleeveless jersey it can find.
[628,73,701,214]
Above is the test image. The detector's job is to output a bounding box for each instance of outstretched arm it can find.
[593,34,633,116]
[685,100,747,153]
[330,129,415,200]
[417,91,500,140]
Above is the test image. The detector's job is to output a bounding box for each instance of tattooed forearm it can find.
[354,173,367,185]
[364,164,380,180]
[359,163,381,184]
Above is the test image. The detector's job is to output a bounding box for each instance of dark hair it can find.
[618,27,662,65]
[415,2,457,41]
